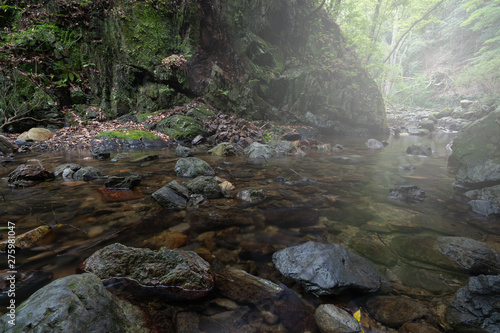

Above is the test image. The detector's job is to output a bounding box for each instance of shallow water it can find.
[1,132,499,324]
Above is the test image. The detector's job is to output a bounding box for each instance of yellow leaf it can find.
[353,308,361,322]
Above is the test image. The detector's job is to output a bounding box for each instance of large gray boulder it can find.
[446,274,500,332]
[244,142,273,160]
[0,273,149,333]
[186,176,222,199]
[174,157,215,177]
[82,243,215,300]
[272,241,387,296]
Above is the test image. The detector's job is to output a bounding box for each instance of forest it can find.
[0,0,498,132]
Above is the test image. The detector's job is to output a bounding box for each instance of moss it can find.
[155,115,207,140]
[97,129,159,141]
[186,104,215,120]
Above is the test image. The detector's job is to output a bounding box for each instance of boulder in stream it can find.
[175,145,193,157]
[364,295,428,328]
[73,166,102,181]
[152,180,190,210]
[186,176,222,199]
[0,273,149,333]
[406,143,432,156]
[208,142,236,156]
[314,304,362,333]
[446,274,500,332]
[8,164,54,187]
[174,157,215,177]
[272,241,388,296]
[82,243,215,300]
[244,142,273,160]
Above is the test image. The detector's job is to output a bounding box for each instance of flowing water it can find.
[1,132,499,323]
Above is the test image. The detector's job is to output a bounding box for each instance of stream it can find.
[1,131,499,329]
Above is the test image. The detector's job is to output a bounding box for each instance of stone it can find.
[446,274,500,332]
[365,138,384,149]
[208,142,236,156]
[272,241,387,296]
[237,189,266,204]
[154,115,207,141]
[16,128,53,142]
[174,157,215,177]
[186,176,222,199]
[90,147,111,159]
[8,164,54,187]
[365,295,428,328]
[271,141,301,156]
[389,185,426,202]
[105,172,141,190]
[460,99,474,109]
[215,267,284,304]
[419,118,435,131]
[175,145,194,157]
[0,273,149,333]
[82,243,214,300]
[152,180,190,210]
[437,236,500,275]
[54,163,81,177]
[73,166,102,181]
[406,144,432,156]
[448,108,500,190]
[464,185,500,216]
[244,142,273,160]
[314,304,361,333]
[0,135,14,154]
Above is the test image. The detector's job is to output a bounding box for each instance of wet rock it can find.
[208,142,236,156]
[365,296,428,328]
[143,230,188,250]
[16,127,53,142]
[186,103,215,120]
[216,267,284,304]
[350,235,398,266]
[272,241,388,296]
[264,207,319,228]
[152,180,190,210]
[389,185,426,202]
[419,118,435,131]
[408,127,430,136]
[244,142,273,160]
[271,141,303,156]
[406,144,432,156]
[315,304,361,333]
[83,243,214,300]
[8,164,54,187]
[237,189,266,205]
[54,163,81,178]
[464,185,500,216]
[131,154,159,162]
[365,138,384,149]
[90,147,111,159]
[0,273,149,333]
[448,108,500,190]
[437,236,500,275]
[174,157,215,177]
[175,145,193,157]
[186,176,222,199]
[0,135,14,154]
[105,172,141,190]
[446,274,500,332]
[73,166,102,181]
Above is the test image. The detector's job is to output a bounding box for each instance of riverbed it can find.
[1,131,499,330]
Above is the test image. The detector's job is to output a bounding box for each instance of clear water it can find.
[1,132,499,318]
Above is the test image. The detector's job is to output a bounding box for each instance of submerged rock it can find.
[389,185,426,202]
[0,273,149,333]
[90,147,111,159]
[272,241,387,296]
[174,157,215,177]
[264,207,318,228]
[464,185,500,216]
[446,274,500,332]
[73,166,102,181]
[365,295,428,328]
[314,304,361,333]
[83,243,214,300]
[105,172,141,190]
[237,189,266,205]
[365,138,384,149]
[406,143,432,156]
[54,163,81,178]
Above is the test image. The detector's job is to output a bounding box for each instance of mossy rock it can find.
[97,130,159,141]
[155,115,207,141]
[186,104,215,120]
